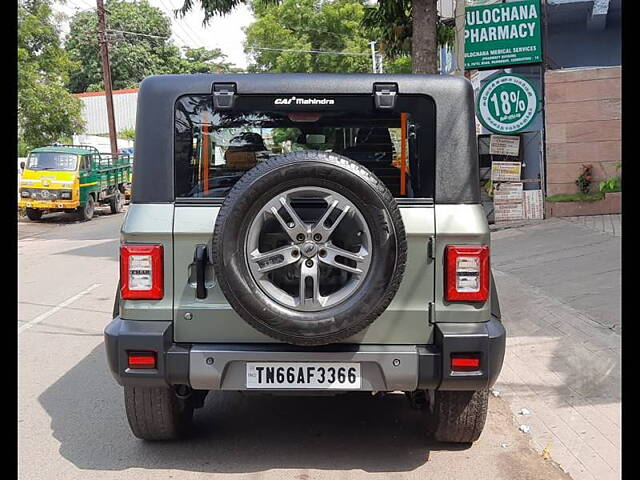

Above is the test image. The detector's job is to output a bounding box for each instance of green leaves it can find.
[18,0,85,153]
[65,0,238,93]
[244,0,373,73]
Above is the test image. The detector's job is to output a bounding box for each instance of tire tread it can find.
[428,389,489,443]
[211,151,407,346]
[124,386,193,441]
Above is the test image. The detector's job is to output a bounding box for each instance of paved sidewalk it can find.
[563,214,621,237]
[491,217,621,480]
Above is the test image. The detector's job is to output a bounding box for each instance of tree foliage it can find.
[362,0,454,73]
[178,46,238,73]
[176,0,249,24]
[178,0,411,73]
[18,0,84,155]
[245,0,374,73]
[65,0,237,93]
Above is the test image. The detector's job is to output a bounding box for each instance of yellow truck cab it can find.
[19,144,132,221]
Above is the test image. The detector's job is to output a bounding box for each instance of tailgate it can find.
[172,204,435,344]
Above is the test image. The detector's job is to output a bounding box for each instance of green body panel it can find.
[120,204,174,321]
[169,204,436,344]
[433,204,492,323]
[120,203,491,345]
[78,153,132,206]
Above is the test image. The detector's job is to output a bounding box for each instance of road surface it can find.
[18,208,569,480]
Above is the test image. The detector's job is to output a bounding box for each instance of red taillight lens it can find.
[451,353,481,372]
[445,245,489,302]
[128,351,156,369]
[120,244,164,300]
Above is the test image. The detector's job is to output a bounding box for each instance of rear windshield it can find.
[26,152,78,171]
[174,95,435,199]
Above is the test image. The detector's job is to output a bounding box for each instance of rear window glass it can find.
[174,95,435,199]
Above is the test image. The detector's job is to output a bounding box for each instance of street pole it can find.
[454,0,466,77]
[369,41,377,73]
[97,0,118,156]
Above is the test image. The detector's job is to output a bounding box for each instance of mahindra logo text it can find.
[274,96,335,105]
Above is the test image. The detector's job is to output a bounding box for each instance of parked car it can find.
[105,74,505,443]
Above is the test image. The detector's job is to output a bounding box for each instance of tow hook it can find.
[174,384,193,400]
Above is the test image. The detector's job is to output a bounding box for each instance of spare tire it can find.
[212,151,407,346]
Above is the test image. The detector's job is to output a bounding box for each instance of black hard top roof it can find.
[133,74,479,204]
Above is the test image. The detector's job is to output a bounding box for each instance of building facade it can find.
[73,88,138,135]
[465,0,620,219]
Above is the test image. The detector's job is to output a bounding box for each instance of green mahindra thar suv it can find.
[105,74,505,443]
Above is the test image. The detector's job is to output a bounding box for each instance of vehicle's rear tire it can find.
[124,386,194,441]
[77,195,94,221]
[26,208,43,221]
[425,389,489,443]
[212,151,407,346]
[110,190,123,214]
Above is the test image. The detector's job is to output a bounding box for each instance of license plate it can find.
[246,362,361,389]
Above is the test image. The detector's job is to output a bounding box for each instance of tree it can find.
[177,0,411,73]
[65,0,178,92]
[18,0,84,155]
[177,46,239,74]
[245,0,373,73]
[362,0,453,74]
[64,0,238,93]
[176,0,247,24]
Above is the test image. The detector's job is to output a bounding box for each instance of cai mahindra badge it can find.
[477,74,538,134]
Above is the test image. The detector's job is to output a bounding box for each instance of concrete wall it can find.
[544,66,621,196]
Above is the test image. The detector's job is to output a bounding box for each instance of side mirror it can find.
[20,161,25,170]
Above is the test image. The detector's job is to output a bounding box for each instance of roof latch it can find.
[212,83,237,110]
[373,83,398,110]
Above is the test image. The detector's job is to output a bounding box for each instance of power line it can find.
[157,0,208,49]
[248,47,370,57]
[105,28,170,40]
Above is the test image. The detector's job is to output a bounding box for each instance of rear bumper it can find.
[104,316,505,392]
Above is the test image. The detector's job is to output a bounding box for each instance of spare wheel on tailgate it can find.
[211,151,407,346]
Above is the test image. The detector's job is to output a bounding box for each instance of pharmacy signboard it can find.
[465,0,542,70]
[477,74,539,134]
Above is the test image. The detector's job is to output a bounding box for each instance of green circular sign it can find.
[476,74,538,134]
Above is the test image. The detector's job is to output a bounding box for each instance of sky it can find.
[54,0,255,69]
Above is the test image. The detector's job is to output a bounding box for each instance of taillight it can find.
[120,244,164,300]
[451,353,481,372]
[445,245,489,302]
[127,351,156,369]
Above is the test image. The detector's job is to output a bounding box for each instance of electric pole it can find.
[454,0,466,77]
[369,41,377,73]
[97,0,118,156]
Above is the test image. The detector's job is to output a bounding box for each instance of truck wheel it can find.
[78,195,94,221]
[110,190,123,214]
[212,151,407,346]
[124,386,194,440]
[426,389,489,443]
[25,208,43,221]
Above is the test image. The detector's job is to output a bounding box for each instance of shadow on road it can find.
[54,239,119,259]
[39,344,468,474]
[18,206,127,241]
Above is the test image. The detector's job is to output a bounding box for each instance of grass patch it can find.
[546,192,605,203]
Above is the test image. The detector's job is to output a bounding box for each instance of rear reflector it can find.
[451,353,481,372]
[120,244,164,300]
[445,245,489,302]
[128,351,156,369]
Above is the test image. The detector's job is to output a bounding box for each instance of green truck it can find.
[19,144,132,221]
